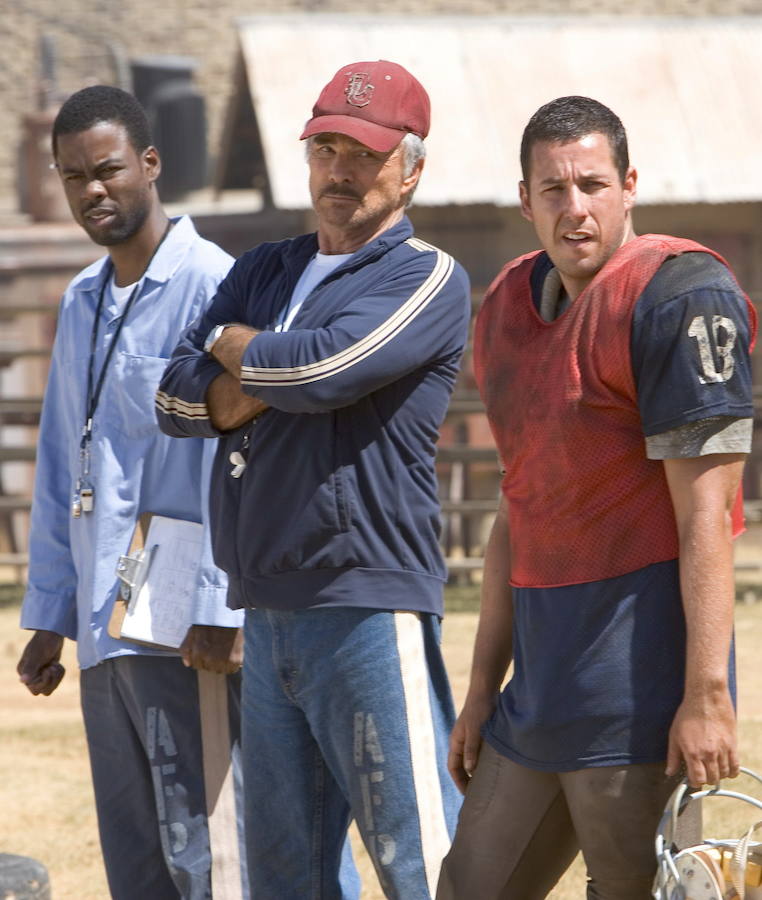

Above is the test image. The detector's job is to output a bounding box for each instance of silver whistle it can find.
[229,451,247,478]
[80,487,94,513]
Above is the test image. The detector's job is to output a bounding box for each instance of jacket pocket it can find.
[332,432,351,533]
[237,411,355,574]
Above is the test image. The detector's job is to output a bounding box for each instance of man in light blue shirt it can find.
[16,86,247,900]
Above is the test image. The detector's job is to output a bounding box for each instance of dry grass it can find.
[1,601,761,899]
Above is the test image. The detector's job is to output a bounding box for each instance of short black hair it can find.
[520,96,629,183]
[52,85,152,158]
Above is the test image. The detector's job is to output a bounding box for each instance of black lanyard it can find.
[81,221,171,451]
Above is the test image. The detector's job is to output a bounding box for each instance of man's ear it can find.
[519,180,533,222]
[401,157,424,201]
[143,146,162,185]
[623,166,637,213]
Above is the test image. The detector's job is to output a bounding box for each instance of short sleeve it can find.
[645,415,752,459]
[631,252,754,437]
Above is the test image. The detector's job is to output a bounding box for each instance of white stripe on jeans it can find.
[394,611,451,897]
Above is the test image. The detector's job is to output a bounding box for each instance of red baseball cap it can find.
[300,60,430,153]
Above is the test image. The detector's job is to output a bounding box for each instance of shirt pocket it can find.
[103,353,170,440]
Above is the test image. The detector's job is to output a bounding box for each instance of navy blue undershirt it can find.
[485,251,750,770]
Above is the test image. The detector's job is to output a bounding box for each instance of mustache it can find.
[319,186,361,201]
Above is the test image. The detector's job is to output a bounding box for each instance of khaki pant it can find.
[437,743,692,900]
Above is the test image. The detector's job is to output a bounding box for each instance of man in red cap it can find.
[157,61,470,898]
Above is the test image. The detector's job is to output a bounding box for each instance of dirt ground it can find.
[2,601,761,899]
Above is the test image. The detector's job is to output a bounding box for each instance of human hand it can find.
[206,371,269,432]
[17,630,66,696]
[666,689,739,787]
[447,691,496,794]
[179,625,243,675]
[209,325,259,378]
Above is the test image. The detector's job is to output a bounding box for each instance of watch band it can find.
[204,323,229,355]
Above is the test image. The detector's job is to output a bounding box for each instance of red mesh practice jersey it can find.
[474,235,757,588]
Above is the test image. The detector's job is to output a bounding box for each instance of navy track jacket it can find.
[156,218,471,615]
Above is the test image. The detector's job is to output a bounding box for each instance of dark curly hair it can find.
[52,85,152,158]
[520,96,629,183]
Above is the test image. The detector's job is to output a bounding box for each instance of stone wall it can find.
[2,0,761,211]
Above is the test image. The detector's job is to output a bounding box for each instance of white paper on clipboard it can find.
[118,515,203,649]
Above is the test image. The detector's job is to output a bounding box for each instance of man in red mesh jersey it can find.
[437,96,756,899]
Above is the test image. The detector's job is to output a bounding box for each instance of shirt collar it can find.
[72,214,198,294]
[143,214,197,284]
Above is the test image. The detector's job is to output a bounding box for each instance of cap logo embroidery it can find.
[345,72,374,108]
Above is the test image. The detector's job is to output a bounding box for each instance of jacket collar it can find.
[283,215,415,279]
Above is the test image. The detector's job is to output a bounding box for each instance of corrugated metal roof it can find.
[233,14,762,209]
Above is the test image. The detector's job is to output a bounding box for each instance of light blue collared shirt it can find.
[21,215,241,668]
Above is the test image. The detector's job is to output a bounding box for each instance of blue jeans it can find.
[80,655,247,900]
[242,606,461,899]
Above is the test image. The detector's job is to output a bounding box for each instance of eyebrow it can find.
[538,172,610,186]
[59,155,123,174]
[540,169,610,184]
[312,133,379,153]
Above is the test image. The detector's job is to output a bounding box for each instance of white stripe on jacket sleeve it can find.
[239,243,454,388]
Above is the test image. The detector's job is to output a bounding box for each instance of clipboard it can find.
[109,513,204,650]
[108,512,152,641]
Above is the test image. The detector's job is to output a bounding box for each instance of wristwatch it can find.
[203,323,232,355]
